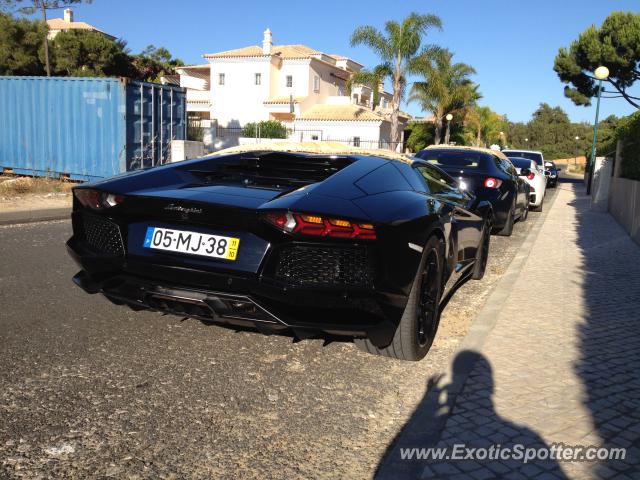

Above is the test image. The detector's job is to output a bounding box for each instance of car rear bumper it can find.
[67,238,402,347]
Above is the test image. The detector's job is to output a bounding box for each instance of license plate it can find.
[143,227,240,260]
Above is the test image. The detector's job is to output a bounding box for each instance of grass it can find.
[0,174,76,197]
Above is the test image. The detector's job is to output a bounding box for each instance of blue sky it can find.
[48,0,639,123]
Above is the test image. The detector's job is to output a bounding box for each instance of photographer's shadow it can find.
[378,350,569,479]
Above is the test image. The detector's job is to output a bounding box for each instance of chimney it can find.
[262,28,272,55]
[64,8,73,23]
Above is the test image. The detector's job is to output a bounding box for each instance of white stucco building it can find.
[165,29,408,149]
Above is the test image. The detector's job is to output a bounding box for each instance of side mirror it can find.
[556,167,562,172]
[518,168,531,176]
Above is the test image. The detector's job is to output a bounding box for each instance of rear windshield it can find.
[416,150,490,170]
[510,158,533,169]
[505,151,543,165]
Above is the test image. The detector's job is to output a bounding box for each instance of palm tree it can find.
[464,106,505,147]
[351,12,442,148]
[408,49,477,145]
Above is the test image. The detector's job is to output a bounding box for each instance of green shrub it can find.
[596,112,640,181]
[187,122,204,142]
[406,122,434,152]
[241,120,288,139]
[615,112,640,181]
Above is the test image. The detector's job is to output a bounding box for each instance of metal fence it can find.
[319,138,403,151]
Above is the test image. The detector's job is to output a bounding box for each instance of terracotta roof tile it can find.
[205,44,324,60]
[298,104,385,122]
[264,96,306,105]
[46,18,111,37]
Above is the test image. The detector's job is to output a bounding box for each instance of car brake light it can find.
[527,172,535,180]
[263,211,376,240]
[483,177,502,188]
[74,188,125,210]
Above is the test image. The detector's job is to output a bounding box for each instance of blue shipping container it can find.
[0,76,187,180]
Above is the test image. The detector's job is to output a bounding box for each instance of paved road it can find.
[0,188,556,479]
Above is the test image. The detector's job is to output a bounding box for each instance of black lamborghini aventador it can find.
[67,149,493,361]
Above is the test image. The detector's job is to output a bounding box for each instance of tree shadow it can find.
[376,350,569,479]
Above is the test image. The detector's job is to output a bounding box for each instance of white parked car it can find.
[508,157,547,211]
[502,149,546,175]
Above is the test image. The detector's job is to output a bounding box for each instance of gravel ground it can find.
[0,192,71,212]
[0,188,555,479]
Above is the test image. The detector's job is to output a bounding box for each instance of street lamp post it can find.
[574,136,580,165]
[586,66,609,195]
[444,113,453,144]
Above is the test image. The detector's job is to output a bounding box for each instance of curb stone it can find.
[0,207,71,226]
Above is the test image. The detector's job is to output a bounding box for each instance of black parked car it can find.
[67,147,493,361]
[414,146,530,236]
[544,161,561,188]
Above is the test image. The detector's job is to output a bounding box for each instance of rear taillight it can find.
[74,189,124,210]
[527,172,535,180]
[483,177,502,188]
[263,211,376,240]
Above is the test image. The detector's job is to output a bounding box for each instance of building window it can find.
[286,75,293,88]
[255,73,261,85]
[313,75,320,93]
[218,73,225,85]
[353,136,360,147]
[311,135,319,141]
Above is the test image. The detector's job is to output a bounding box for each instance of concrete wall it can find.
[609,177,640,245]
[171,140,205,162]
[290,120,383,146]
[608,140,640,245]
[590,157,612,212]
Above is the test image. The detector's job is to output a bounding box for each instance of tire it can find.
[355,235,444,361]
[532,196,544,212]
[495,200,515,236]
[472,217,491,280]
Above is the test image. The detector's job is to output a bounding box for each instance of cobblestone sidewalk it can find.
[416,181,640,479]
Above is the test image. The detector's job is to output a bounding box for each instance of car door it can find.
[413,162,482,275]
